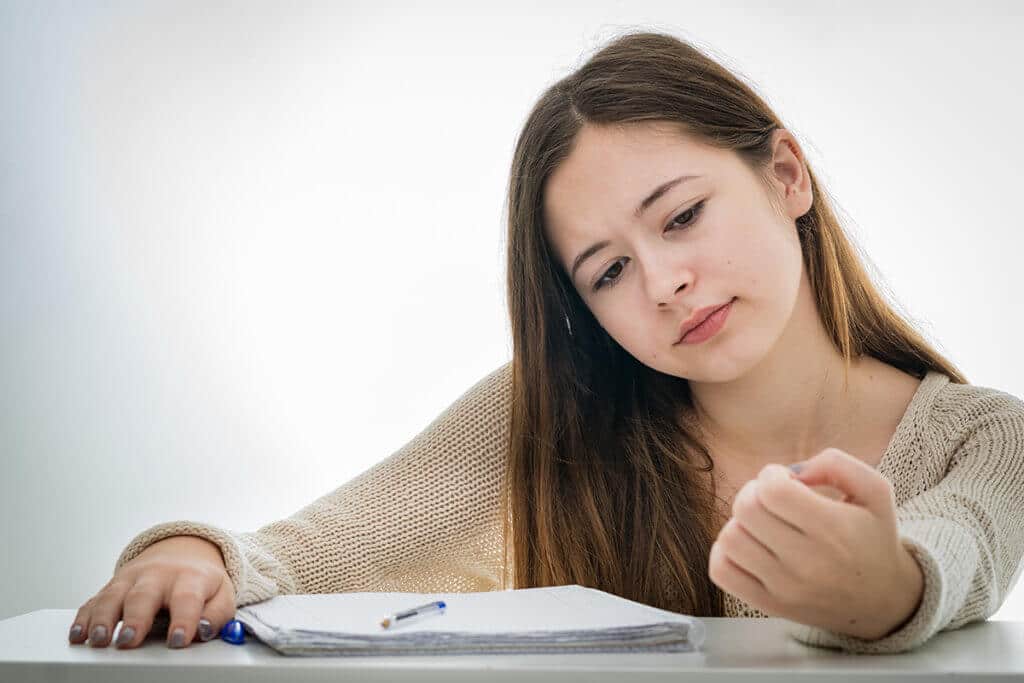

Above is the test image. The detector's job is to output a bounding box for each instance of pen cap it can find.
[220,619,246,644]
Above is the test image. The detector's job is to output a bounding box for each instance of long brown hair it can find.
[501,30,966,616]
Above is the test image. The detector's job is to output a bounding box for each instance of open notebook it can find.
[234,584,706,656]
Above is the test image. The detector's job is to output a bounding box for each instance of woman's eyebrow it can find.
[569,174,703,283]
[633,174,701,219]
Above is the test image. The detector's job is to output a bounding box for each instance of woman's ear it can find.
[770,129,813,220]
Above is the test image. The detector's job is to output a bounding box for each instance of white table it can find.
[2,609,1022,682]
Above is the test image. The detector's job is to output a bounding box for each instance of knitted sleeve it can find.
[112,361,513,607]
[786,388,1024,654]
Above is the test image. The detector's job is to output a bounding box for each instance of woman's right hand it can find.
[68,535,237,649]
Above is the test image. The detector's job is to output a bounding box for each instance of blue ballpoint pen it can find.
[380,600,446,629]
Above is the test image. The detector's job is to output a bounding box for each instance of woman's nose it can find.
[644,256,692,306]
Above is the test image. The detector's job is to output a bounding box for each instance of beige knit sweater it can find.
[114,362,1024,654]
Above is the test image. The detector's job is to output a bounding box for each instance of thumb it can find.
[788,448,888,512]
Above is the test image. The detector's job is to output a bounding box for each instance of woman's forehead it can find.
[543,126,722,247]
[546,125,723,208]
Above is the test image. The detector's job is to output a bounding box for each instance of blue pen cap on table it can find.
[220,619,245,644]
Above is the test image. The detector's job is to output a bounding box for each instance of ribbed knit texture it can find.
[114,362,1024,654]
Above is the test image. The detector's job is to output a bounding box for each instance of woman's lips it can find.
[676,298,734,345]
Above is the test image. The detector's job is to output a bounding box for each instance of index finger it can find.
[752,463,849,538]
[792,448,892,515]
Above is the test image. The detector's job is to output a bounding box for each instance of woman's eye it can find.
[666,200,705,231]
[591,199,707,292]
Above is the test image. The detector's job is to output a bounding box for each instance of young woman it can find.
[70,31,1024,655]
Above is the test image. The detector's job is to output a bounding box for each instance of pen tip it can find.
[380,619,390,629]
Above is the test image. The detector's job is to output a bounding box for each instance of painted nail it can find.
[116,626,135,646]
[69,624,83,641]
[788,462,804,474]
[169,627,186,648]
[90,624,107,645]
[197,618,214,642]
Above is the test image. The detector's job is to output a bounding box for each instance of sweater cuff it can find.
[114,519,256,607]
[784,533,945,654]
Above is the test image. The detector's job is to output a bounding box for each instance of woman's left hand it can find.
[707,447,925,640]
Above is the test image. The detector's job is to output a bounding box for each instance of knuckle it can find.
[824,447,846,463]
[708,557,724,584]
[123,583,152,600]
[720,521,743,545]
[104,573,128,589]
[758,480,785,508]
[877,476,894,500]
[85,597,114,617]
[169,586,205,603]
[139,568,174,585]
[707,543,723,571]
[733,488,758,518]
[99,579,129,598]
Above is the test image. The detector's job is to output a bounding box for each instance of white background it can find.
[2,0,1022,623]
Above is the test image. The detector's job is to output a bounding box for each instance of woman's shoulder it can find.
[926,371,1024,433]
[915,370,1024,466]
[879,369,1024,503]
[411,361,512,432]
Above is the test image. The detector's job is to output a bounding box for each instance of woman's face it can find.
[543,121,812,383]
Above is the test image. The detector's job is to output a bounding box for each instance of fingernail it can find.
[197,618,214,642]
[169,627,186,648]
[788,462,804,474]
[116,626,135,646]
[69,624,83,640]
[90,624,107,645]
